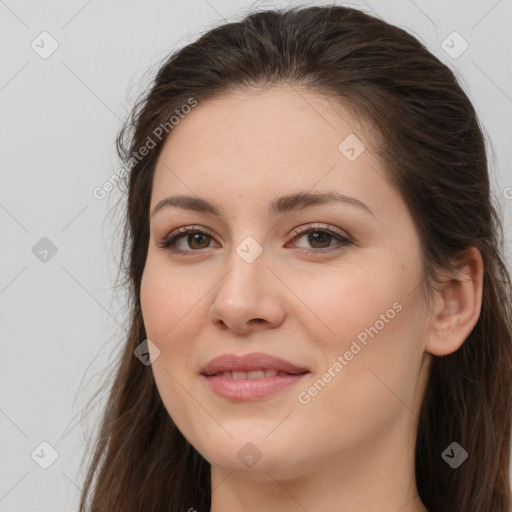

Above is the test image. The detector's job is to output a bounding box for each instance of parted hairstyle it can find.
[78,4,512,512]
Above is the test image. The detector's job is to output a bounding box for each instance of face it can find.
[140,86,432,480]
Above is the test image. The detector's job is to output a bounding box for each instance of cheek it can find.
[298,266,401,343]
[140,259,211,379]
[297,263,421,391]
[140,263,203,429]
[140,258,198,340]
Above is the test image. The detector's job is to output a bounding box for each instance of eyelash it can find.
[156,223,353,257]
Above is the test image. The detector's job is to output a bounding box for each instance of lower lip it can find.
[202,372,309,400]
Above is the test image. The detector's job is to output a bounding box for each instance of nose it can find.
[208,250,286,334]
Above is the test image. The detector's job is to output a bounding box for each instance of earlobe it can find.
[425,247,484,357]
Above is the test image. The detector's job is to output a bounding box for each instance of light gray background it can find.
[1,0,511,510]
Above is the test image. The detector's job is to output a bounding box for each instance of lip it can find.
[200,352,309,376]
[200,352,310,401]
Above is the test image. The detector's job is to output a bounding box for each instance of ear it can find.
[425,247,484,357]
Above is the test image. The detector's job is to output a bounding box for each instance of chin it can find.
[192,431,307,476]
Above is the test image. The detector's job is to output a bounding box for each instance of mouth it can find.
[205,369,308,379]
[200,351,310,377]
[201,371,309,400]
[200,352,310,400]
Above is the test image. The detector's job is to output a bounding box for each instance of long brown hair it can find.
[77,5,512,511]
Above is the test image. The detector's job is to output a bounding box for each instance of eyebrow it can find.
[150,191,374,218]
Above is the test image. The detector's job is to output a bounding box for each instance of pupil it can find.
[309,232,331,248]
[190,233,208,249]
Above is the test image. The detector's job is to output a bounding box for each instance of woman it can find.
[78,5,512,512]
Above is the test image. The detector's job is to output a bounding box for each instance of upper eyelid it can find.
[288,223,350,240]
[165,223,350,241]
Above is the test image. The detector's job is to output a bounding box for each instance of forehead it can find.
[156,86,370,164]
[150,86,395,219]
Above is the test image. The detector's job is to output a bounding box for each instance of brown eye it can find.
[157,223,352,256]
[288,224,353,255]
[304,231,335,249]
[185,232,211,250]
[157,226,217,254]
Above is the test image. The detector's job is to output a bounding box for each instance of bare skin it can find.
[140,85,483,512]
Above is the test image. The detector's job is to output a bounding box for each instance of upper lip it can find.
[200,352,310,376]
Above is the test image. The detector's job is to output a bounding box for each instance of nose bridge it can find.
[217,236,268,304]
[208,234,286,331]
[216,214,269,285]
